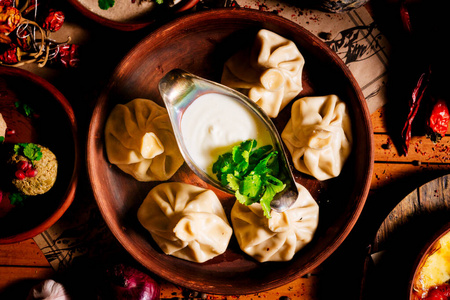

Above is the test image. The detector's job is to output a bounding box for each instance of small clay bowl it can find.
[0,67,79,244]
[67,0,200,31]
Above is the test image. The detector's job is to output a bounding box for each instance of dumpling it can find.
[104,98,184,181]
[281,95,352,181]
[221,29,305,118]
[231,183,318,262]
[137,182,233,263]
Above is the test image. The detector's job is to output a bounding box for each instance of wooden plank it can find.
[371,107,387,133]
[160,276,319,299]
[0,266,54,295]
[363,175,450,299]
[371,162,450,191]
[0,240,50,267]
[370,106,450,135]
[373,133,450,163]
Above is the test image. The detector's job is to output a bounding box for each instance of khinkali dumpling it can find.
[231,183,318,262]
[281,95,352,181]
[137,182,233,263]
[104,98,184,181]
[221,29,305,118]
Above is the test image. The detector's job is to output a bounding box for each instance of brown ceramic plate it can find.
[87,8,373,294]
[409,221,450,300]
[67,0,200,31]
[0,67,79,244]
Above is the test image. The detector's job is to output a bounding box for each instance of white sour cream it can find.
[181,93,273,175]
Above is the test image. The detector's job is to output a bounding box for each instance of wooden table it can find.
[1,1,450,299]
[2,105,449,299]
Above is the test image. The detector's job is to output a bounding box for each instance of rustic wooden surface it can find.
[2,0,450,298]
[1,105,449,299]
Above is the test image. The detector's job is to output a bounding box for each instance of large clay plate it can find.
[87,8,373,294]
[0,67,79,244]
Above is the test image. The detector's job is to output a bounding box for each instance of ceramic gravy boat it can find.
[158,69,298,213]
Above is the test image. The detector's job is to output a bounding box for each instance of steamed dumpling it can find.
[104,98,184,181]
[221,29,305,118]
[231,183,318,262]
[137,182,233,263]
[281,95,352,181]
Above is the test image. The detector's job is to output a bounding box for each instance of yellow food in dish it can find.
[414,231,450,297]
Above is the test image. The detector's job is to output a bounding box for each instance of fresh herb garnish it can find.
[98,0,115,10]
[212,139,286,218]
[0,136,4,143]
[9,192,27,206]
[14,143,43,162]
[14,101,35,117]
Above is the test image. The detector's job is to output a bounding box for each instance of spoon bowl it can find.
[158,69,298,213]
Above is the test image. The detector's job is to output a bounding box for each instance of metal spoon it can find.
[158,69,298,213]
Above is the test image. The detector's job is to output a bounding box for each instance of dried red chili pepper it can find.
[400,67,431,155]
[57,44,80,68]
[426,98,449,143]
[0,45,21,64]
[21,1,40,16]
[12,26,31,51]
[400,0,412,34]
[42,9,64,32]
[0,6,21,34]
[0,32,10,44]
[0,0,14,7]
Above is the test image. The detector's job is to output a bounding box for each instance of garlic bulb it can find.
[26,279,70,300]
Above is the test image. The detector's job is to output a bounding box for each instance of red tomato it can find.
[436,284,450,298]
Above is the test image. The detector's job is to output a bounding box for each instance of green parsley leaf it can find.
[9,193,27,206]
[14,143,43,162]
[14,101,35,117]
[155,0,164,4]
[0,136,4,143]
[212,139,287,219]
[240,174,262,198]
[98,0,115,10]
[226,174,240,191]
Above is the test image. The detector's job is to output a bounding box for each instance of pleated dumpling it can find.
[231,183,318,262]
[281,95,352,181]
[104,98,184,181]
[221,29,305,118]
[137,182,233,263]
